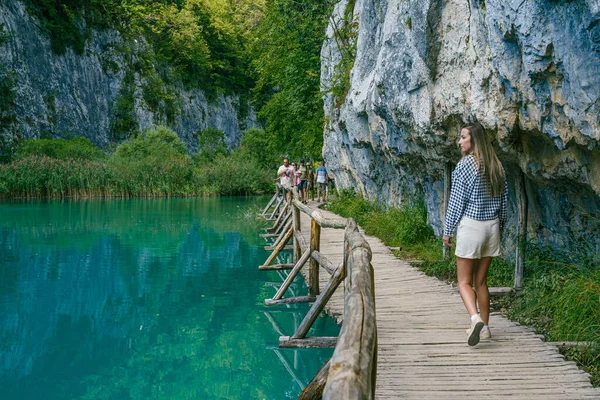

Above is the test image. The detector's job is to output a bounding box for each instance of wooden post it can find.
[261,192,277,216]
[298,359,331,400]
[272,248,312,300]
[309,219,321,297]
[271,200,290,231]
[324,218,376,399]
[268,197,283,220]
[293,263,345,339]
[443,162,452,259]
[263,228,294,266]
[293,201,301,263]
[515,169,528,289]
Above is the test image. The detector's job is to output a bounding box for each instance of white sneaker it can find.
[467,315,485,346]
[480,328,491,340]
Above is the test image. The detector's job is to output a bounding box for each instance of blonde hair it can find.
[463,122,505,197]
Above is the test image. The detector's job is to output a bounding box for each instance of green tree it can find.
[250,0,335,160]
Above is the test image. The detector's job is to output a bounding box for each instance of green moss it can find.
[26,0,90,55]
[43,93,58,126]
[140,71,180,126]
[329,0,358,107]
[110,69,138,141]
[0,24,19,162]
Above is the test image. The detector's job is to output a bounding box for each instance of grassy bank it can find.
[0,127,274,198]
[325,189,600,386]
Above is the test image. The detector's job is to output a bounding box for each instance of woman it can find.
[442,122,508,346]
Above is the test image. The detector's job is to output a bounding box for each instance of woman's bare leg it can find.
[456,256,479,316]
[473,257,492,325]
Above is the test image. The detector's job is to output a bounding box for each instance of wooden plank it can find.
[264,244,293,251]
[271,219,293,249]
[293,203,301,262]
[260,233,279,238]
[309,219,321,297]
[272,247,312,300]
[280,336,338,348]
[311,250,337,275]
[489,287,513,296]
[258,263,294,270]
[265,296,316,306]
[260,192,277,216]
[262,228,293,266]
[267,196,283,221]
[293,198,347,228]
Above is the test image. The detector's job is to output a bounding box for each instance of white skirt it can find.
[455,217,501,259]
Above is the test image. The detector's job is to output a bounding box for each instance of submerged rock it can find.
[322,0,600,253]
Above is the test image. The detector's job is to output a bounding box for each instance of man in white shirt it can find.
[277,158,293,189]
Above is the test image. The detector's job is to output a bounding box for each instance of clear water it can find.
[0,197,339,399]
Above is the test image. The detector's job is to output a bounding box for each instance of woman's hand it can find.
[442,235,453,247]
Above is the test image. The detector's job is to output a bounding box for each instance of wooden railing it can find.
[259,184,377,399]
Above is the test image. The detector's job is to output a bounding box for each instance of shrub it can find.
[193,127,228,166]
[113,126,188,162]
[239,128,277,168]
[195,147,274,196]
[16,137,106,161]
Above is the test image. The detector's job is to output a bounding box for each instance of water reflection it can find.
[0,198,338,399]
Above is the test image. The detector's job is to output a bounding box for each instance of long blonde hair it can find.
[463,122,504,197]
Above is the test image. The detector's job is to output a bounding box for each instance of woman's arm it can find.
[444,157,477,237]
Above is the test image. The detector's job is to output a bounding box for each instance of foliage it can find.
[0,38,19,162]
[113,125,188,161]
[193,127,228,165]
[25,0,90,54]
[0,127,275,198]
[23,0,340,164]
[238,127,277,167]
[195,146,274,195]
[110,69,138,141]
[139,65,180,125]
[250,0,335,160]
[16,137,106,161]
[326,0,358,107]
[25,0,260,96]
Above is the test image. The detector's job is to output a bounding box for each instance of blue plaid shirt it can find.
[444,155,508,236]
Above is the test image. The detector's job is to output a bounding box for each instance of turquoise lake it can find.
[0,197,339,399]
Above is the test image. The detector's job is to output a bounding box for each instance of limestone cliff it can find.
[0,0,258,153]
[321,0,600,252]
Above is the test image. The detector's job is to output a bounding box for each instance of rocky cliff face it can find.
[322,0,600,252]
[0,0,258,153]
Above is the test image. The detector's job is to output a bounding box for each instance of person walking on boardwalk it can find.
[277,158,294,197]
[315,161,328,202]
[442,122,508,346]
[298,160,310,204]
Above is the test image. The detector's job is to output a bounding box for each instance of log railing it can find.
[259,184,377,399]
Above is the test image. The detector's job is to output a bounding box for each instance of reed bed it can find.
[0,128,274,198]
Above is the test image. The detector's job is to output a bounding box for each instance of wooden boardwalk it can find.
[296,203,600,399]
